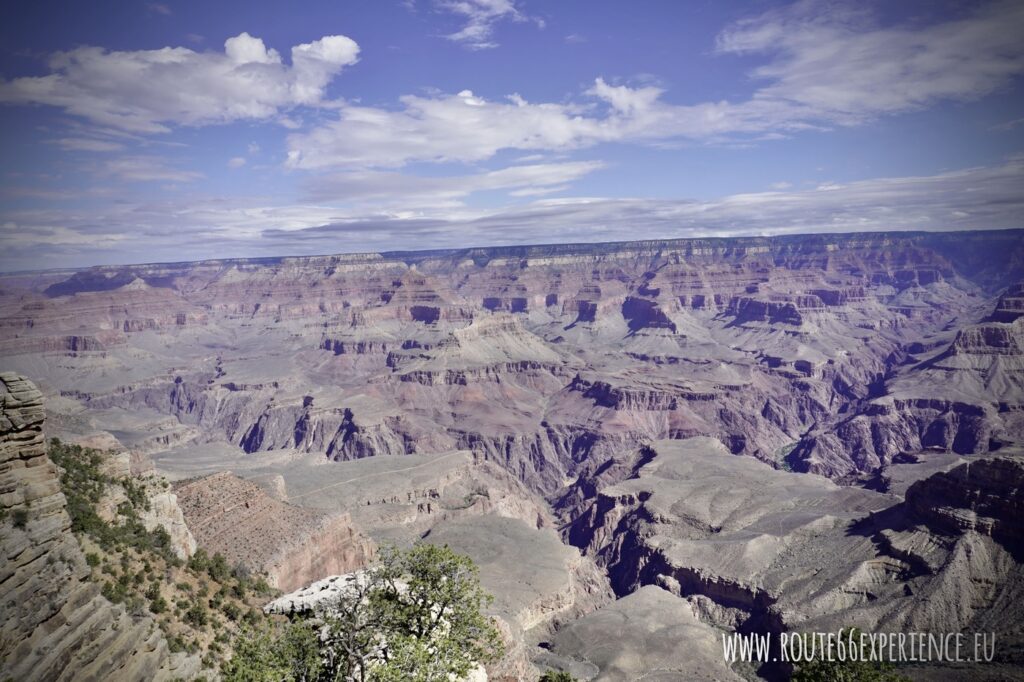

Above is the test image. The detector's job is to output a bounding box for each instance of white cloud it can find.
[103,156,204,183]
[284,79,813,170]
[4,159,1022,271]
[0,32,359,133]
[289,1,1024,170]
[435,0,530,49]
[49,137,125,152]
[286,90,597,168]
[227,156,247,168]
[716,0,1024,121]
[304,160,603,205]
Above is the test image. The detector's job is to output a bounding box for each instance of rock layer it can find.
[174,471,375,592]
[0,373,196,681]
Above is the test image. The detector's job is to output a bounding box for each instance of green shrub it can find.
[207,553,230,582]
[188,548,210,573]
[102,580,128,604]
[541,673,578,682]
[252,576,273,596]
[184,602,208,628]
[221,601,241,622]
[149,596,168,614]
[12,508,28,529]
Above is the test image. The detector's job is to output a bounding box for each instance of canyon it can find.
[2,229,1024,679]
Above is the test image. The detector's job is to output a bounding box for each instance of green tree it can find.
[359,543,504,682]
[222,622,321,682]
[223,543,503,682]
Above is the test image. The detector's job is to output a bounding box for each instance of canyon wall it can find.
[0,373,197,681]
[174,472,375,592]
[4,230,1020,500]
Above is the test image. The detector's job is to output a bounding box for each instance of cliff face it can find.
[905,456,1024,546]
[174,472,375,592]
[0,373,196,681]
[565,437,1024,673]
[3,230,1022,680]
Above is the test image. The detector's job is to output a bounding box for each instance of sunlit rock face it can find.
[174,471,375,592]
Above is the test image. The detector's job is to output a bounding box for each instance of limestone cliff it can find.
[0,373,198,681]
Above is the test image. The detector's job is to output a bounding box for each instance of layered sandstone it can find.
[174,472,375,591]
[0,373,197,681]
[6,230,1021,495]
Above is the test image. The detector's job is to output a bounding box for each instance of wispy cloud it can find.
[102,156,204,183]
[0,32,359,133]
[716,0,1024,122]
[304,160,604,205]
[992,117,1024,132]
[47,137,125,152]
[4,159,1022,270]
[435,0,533,50]
[288,1,1024,170]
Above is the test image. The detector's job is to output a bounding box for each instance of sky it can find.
[1,0,1023,271]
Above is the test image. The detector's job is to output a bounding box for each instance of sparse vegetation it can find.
[540,672,578,682]
[47,438,279,675]
[49,438,177,563]
[47,441,500,681]
[222,543,504,682]
[791,628,911,682]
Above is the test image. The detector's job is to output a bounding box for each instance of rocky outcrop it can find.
[793,315,1024,478]
[725,296,804,326]
[90,448,197,560]
[0,373,197,681]
[905,455,1024,547]
[567,437,1024,675]
[174,472,375,592]
[792,398,1000,478]
[986,282,1024,323]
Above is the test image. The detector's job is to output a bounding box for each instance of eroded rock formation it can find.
[174,471,375,592]
[3,230,1024,679]
[0,373,198,681]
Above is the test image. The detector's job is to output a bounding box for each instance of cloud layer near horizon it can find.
[3,158,1022,271]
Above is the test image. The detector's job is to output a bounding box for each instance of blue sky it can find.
[1,0,1023,270]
